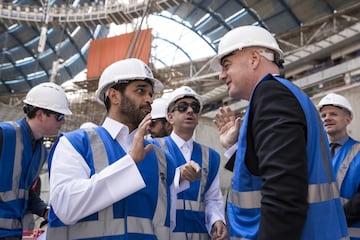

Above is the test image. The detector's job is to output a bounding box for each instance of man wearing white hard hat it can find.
[0,82,71,239]
[212,25,348,239]
[46,58,198,240]
[318,92,360,239]
[151,86,228,239]
[149,97,172,138]
[79,121,98,130]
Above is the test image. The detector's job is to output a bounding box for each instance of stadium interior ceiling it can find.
[1,0,360,132]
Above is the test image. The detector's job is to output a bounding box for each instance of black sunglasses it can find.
[43,109,65,122]
[54,113,65,121]
[150,118,166,127]
[173,102,201,114]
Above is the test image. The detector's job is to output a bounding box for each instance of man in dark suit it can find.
[212,25,348,240]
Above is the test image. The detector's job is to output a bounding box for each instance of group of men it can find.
[0,24,359,240]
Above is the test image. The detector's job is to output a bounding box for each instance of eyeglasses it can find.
[53,113,65,122]
[172,102,201,114]
[150,118,166,127]
[43,109,65,122]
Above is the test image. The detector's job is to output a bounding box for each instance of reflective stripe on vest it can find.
[47,130,170,240]
[176,199,204,210]
[0,217,22,230]
[336,143,360,196]
[191,145,209,209]
[228,182,339,209]
[172,232,210,240]
[348,227,360,238]
[0,122,23,202]
[336,142,360,238]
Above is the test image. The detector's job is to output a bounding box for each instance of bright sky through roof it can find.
[108,11,216,69]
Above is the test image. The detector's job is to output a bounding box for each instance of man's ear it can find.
[108,88,121,105]
[167,112,174,124]
[250,50,261,69]
[345,113,353,125]
[36,109,45,121]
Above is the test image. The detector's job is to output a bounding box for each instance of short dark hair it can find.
[23,104,60,119]
[23,104,39,119]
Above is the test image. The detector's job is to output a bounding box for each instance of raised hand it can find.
[129,114,153,163]
[180,160,201,182]
[213,107,242,149]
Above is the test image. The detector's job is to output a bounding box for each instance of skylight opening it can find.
[225,8,246,22]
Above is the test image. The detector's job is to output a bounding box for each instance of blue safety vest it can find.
[46,127,176,240]
[333,138,360,239]
[0,120,46,238]
[152,136,220,240]
[227,74,349,239]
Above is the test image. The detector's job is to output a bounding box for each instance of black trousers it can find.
[0,237,22,240]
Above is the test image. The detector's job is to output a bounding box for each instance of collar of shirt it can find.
[21,118,43,150]
[102,117,136,151]
[329,134,349,147]
[170,132,193,158]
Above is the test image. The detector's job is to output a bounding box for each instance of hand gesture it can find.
[213,107,241,149]
[211,220,228,240]
[129,114,153,163]
[180,160,201,182]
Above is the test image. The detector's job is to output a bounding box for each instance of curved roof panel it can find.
[0,0,359,97]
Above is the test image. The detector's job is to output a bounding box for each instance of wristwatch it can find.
[42,206,50,218]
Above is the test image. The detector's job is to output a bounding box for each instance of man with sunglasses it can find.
[0,82,72,240]
[212,25,348,239]
[46,58,200,240]
[151,86,228,240]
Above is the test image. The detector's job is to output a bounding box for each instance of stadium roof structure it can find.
[1,0,360,117]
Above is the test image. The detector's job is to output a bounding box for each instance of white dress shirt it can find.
[49,117,177,229]
[170,132,226,233]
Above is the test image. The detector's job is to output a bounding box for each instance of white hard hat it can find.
[151,98,168,119]
[95,58,164,104]
[167,86,203,112]
[211,25,284,71]
[318,93,353,116]
[23,82,72,115]
[80,122,98,129]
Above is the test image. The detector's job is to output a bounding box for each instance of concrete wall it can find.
[195,82,360,192]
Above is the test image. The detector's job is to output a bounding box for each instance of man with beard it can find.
[46,58,200,240]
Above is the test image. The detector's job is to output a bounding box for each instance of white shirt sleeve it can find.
[173,166,190,192]
[224,142,238,159]
[49,136,146,225]
[169,181,177,231]
[204,172,226,234]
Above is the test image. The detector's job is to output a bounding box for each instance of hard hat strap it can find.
[257,49,284,69]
